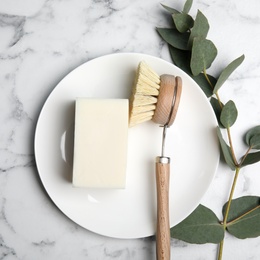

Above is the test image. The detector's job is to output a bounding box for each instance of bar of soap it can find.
[72,98,128,189]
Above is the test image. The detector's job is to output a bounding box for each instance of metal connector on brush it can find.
[156,125,171,164]
[156,156,170,164]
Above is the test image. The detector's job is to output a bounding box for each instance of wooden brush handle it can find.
[156,157,170,260]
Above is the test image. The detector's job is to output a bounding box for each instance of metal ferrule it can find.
[156,156,170,164]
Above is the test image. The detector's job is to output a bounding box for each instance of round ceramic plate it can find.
[34,53,219,239]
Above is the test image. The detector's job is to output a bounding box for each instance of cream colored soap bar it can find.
[72,98,128,189]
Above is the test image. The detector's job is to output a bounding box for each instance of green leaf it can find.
[210,97,224,126]
[213,55,245,93]
[169,45,191,73]
[223,196,260,239]
[161,3,180,14]
[157,28,190,50]
[172,13,194,33]
[191,73,215,97]
[171,204,224,244]
[188,10,209,47]
[249,135,260,149]
[216,127,236,170]
[183,0,193,13]
[241,151,260,167]
[245,125,260,149]
[220,100,238,128]
[190,37,218,76]
[169,46,215,97]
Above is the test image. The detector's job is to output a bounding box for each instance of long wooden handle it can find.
[156,157,170,260]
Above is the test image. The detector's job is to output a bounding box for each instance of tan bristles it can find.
[131,104,156,115]
[129,112,153,127]
[139,61,160,87]
[131,95,158,107]
[129,61,161,127]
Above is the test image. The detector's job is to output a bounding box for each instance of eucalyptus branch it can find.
[215,92,223,109]
[203,70,238,166]
[226,127,238,166]
[239,146,252,167]
[218,167,240,259]
[157,1,260,259]
[203,69,214,88]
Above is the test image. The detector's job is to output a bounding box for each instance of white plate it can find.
[35,53,219,239]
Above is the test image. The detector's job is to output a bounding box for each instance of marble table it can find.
[1,0,260,259]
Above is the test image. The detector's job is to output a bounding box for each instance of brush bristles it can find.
[129,61,161,127]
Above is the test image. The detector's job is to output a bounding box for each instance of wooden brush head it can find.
[152,75,182,127]
[128,61,182,128]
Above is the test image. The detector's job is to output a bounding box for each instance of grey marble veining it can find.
[1,0,260,259]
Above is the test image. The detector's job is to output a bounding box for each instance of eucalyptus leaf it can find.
[183,0,193,13]
[191,73,215,97]
[213,55,245,94]
[223,196,260,239]
[245,125,260,149]
[171,204,224,244]
[220,100,238,128]
[210,97,224,126]
[169,46,215,97]
[169,45,191,73]
[161,3,180,14]
[241,151,260,167]
[172,13,194,33]
[217,127,236,170]
[248,134,260,149]
[190,37,218,76]
[188,10,209,48]
[157,28,190,50]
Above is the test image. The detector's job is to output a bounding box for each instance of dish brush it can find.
[129,61,182,260]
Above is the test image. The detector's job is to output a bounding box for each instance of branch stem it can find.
[215,91,223,109]
[203,70,238,166]
[226,127,238,166]
[203,70,242,260]
[217,167,240,260]
[239,146,252,167]
[203,69,214,89]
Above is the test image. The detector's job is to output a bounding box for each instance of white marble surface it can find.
[0,0,260,259]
